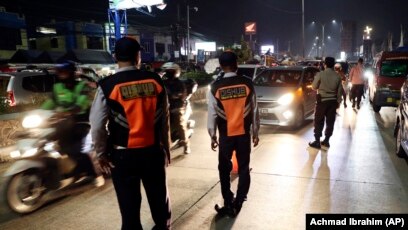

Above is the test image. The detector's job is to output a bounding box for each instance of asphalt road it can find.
[0,99,407,230]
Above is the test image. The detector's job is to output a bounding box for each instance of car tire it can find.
[372,94,381,112]
[396,123,407,158]
[290,107,304,130]
[373,104,381,112]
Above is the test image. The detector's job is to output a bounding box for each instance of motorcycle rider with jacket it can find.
[41,61,104,186]
[162,62,191,154]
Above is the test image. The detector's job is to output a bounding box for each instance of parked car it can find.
[237,64,266,80]
[1,70,58,106]
[254,66,319,129]
[369,51,408,112]
[0,65,99,107]
[394,77,408,158]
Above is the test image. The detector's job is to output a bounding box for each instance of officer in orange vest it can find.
[207,51,260,216]
[90,37,172,230]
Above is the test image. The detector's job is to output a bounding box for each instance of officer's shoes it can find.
[308,140,321,149]
[320,141,330,149]
[233,199,245,216]
[215,204,235,217]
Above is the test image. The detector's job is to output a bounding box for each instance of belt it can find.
[113,145,127,150]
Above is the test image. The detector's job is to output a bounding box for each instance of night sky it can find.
[1,0,408,55]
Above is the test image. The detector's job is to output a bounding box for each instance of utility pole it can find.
[187,4,190,61]
[302,0,305,58]
[322,24,325,57]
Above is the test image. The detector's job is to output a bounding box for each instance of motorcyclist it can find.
[41,61,104,186]
[161,62,191,154]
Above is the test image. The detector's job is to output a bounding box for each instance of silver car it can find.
[1,70,58,106]
[254,66,319,129]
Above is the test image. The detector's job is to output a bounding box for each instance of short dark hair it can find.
[115,37,141,62]
[358,57,364,64]
[219,51,238,67]
[324,57,335,68]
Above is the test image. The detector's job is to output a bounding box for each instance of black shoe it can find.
[308,140,321,149]
[233,199,245,216]
[344,104,347,108]
[357,105,360,109]
[215,203,235,217]
[321,141,330,148]
[352,103,355,108]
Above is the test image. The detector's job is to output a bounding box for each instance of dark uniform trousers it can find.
[314,100,338,140]
[110,146,171,230]
[218,133,251,204]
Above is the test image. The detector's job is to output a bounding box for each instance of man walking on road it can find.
[207,51,260,216]
[90,37,172,230]
[349,58,366,109]
[309,57,343,149]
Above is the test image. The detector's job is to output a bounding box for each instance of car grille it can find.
[259,113,278,120]
[258,101,279,108]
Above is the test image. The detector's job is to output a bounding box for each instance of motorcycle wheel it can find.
[4,170,46,214]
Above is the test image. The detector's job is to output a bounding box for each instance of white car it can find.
[237,64,266,80]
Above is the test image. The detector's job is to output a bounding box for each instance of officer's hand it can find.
[211,137,219,151]
[253,136,259,147]
[98,155,115,176]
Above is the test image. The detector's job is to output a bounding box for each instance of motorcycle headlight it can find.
[22,114,43,129]
[18,148,38,158]
[277,93,294,106]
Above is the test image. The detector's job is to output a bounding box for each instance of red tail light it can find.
[7,91,16,106]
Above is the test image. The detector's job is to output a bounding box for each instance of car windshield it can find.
[380,59,408,77]
[254,70,302,87]
[237,67,255,78]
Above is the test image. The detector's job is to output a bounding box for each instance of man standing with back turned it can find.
[308,57,343,149]
[207,51,260,216]
[90,37,172,230]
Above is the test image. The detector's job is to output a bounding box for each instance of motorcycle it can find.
[1,110,101,214]
[169,78,197,151]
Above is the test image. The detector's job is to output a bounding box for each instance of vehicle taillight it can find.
[7,91,16,106]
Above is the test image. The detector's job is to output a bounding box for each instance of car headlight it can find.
[277,93,294,105]
[364,70,374,81]
[22,114,43,129]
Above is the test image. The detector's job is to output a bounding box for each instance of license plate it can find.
[260,108,268,114]
[386,97,393,103]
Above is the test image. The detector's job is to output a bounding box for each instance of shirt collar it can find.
[223,72,237,78]
[116,66,137,73]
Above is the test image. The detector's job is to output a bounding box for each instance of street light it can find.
[311,19,337,57]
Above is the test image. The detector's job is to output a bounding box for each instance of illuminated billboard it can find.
[195,42,216,52]
[245,22,257,35]
[109,0,164,10]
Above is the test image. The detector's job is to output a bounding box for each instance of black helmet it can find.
[55,61,76,72]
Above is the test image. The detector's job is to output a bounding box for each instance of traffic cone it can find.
[231,150,238,174]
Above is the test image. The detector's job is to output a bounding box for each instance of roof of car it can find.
[264,66,318,71]
[238,64,265,68]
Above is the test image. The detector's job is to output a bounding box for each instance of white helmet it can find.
[334,63,342,70]
[162,62,181,77]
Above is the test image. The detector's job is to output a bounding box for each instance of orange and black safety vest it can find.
[99,69,169,149]
[210,75,256,137]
